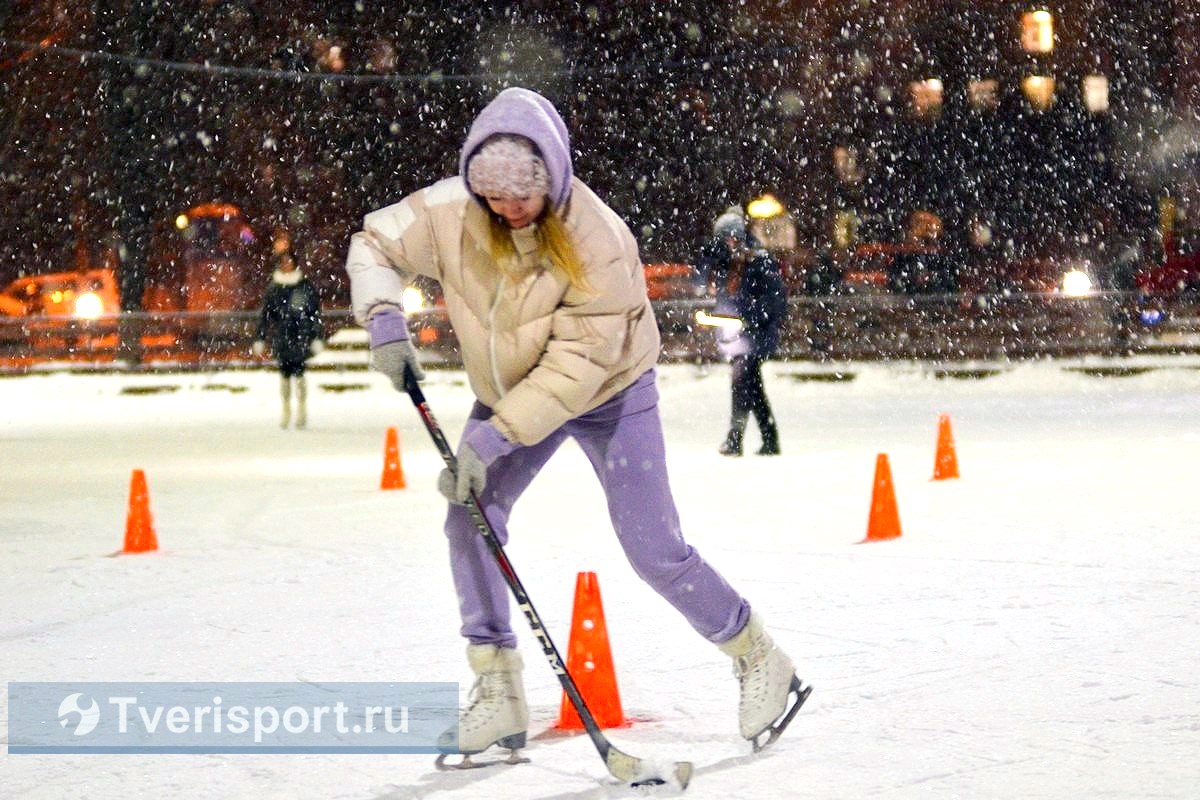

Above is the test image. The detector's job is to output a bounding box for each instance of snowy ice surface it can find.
[2,359,1199,799]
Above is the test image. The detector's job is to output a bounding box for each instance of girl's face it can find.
[485,195,546,230]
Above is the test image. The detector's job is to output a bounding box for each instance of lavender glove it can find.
[437,420,519,504]
[366,308,424,390]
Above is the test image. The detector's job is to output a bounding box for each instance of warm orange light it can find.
[747,194,784,219]
[1022,75,1056,110]
[402,286,427,312]
[833,211,860,249]
[74,292,104,319]
[910,78,944,117]
[1083,74,1109,113]
[1022,10,1054,53]
[694,309,744,331]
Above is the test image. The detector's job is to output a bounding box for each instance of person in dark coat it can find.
[253,231,324,428]
[697,211,788,456]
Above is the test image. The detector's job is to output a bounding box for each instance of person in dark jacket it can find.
[697,211,788,456]
[253,231,324,428]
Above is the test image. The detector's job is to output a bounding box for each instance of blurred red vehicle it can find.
[0,268,123,354]
[1134,233,1200,295]
[642,262,700,301]
[1,268,121,318]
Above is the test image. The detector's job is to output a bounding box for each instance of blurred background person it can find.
[888,209,959,295]
[696,209,788,456]
[253,230,324,428]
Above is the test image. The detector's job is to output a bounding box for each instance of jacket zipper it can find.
[488,273,507,397]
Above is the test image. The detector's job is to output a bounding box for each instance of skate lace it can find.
[732,636,772,702]
[462,673,506,730]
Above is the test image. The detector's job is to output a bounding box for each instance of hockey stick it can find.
[402,366,693,790]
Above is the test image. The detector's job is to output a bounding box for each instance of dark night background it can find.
[1,1,1195,309]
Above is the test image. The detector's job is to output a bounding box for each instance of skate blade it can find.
[435,749,530,771]
[750,675,813,753]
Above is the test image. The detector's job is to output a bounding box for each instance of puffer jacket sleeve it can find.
[490,222,656,445]
[345,189,442,325]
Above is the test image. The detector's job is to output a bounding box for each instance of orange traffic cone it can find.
[932,414,960,481]
[557,571,625,729]
[123,469,158,553]
[380,426,406,490]
[862,453,902,542]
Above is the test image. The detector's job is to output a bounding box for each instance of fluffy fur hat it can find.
[712,210,747,239]
[460,87,572,208]
[466,134,552,200]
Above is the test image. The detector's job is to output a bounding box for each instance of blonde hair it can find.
[486,204,591,292]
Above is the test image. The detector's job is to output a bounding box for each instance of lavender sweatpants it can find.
[445,370,750,649]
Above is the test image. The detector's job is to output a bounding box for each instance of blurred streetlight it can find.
[747,193,784,219]
[1022,75,1056,110]
[1083,74,1109,113]
[746,193,796,250]
[1022,10,1054,53]
[1060,269,1094,297]
[910,78,944,118]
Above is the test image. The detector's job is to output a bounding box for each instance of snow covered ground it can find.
[2,358,1199,799]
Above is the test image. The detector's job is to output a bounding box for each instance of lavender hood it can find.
[459,87,573,209]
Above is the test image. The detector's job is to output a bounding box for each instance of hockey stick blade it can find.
[607,746,694,789]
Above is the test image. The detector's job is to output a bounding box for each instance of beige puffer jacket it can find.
[345,176,660,446]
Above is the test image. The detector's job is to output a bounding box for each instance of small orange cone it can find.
[862,453,902,542]
[380,427,406,490]
[932,414,960,481]
[557,571,625,729]
[123,469,158,553]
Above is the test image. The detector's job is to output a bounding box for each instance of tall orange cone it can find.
[123,468,158,553]
[862,453,902,542]
[380,426,406,490]
[557,571,625,729]
[932,413,960,481]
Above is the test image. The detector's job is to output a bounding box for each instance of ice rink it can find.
[3,359,1198,799]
